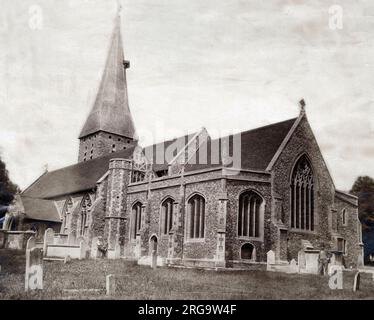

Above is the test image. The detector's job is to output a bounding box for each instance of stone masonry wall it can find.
[271,115,341,261]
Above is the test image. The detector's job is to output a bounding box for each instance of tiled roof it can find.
[143,132,198,172]
[184,118,297,172]
[21,196,61,222]
[22,146,136,199]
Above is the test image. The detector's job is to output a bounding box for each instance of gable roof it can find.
[79,15,136,139]
[22,146,136,199]
[184,118,297,172]
[143,132,198,172]
[21,196,61,222]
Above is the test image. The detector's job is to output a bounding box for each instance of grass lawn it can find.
[1,249,374,300]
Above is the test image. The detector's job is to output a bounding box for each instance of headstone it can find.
[266,250,275,265]
[151,250,157,269]
[289,259,298,273]
[106,274,116,296]
[298,250,306,270]
[328,266,343,290]
[64,255,71,264]
[353,271,361,292]
[43,228,54,256]
[251,247,257,262]
[25,247,43,291]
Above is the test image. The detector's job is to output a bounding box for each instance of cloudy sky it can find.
[1,0,373,191]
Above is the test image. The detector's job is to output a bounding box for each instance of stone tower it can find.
[78,13,137,163]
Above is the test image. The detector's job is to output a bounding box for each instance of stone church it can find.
[9,13,363,269]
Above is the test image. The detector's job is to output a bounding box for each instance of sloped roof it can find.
[184,118,297,172]
[143,132,198,172]
[21,196,61,222]
[79,15,136,139]
[22,146,136,199]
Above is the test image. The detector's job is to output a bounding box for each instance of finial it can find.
[299,98,306,115]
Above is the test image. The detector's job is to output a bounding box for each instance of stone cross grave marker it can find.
[25,236,43,291]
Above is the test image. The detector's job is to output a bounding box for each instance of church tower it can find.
[78,12,137,163]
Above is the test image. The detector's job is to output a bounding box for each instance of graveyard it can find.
[1,248,374,300]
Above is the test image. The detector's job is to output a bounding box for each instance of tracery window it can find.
[187,195,205,239]
[131,202,143,239]
[79,195,92,236]
[290,155,314,231]
[61,198,73,234]
[238,191,263,238]
[161,198,174,235]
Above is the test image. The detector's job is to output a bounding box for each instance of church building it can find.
[10,13,363,269]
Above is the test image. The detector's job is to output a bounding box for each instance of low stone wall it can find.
[0,230,36,250]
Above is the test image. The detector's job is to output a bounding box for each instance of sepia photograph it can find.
[1,0,374,308]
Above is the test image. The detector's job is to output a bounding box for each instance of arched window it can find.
[342,209,347,226]
[291,155,314,231]
[61,198,73,234]
[131,202,143,239]
[238,191,263,238]
[241,243,254,260]
[187,195,205,239]
[79,195,92,236]
[161,198,174,235]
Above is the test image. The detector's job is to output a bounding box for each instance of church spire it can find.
[79,10,136,140]
[78,7,137,162]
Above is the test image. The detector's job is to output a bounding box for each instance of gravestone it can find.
[266,250,275,271]
[43,228,54,256]
[353,271,361,292]
[251,247,257,262]
[289,259,298,273]
[328,266,343,290]
[267,250,275,264]
[106,274,116,296]
[151,250,157,269]
[25,246,43,291]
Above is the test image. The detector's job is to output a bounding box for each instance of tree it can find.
[350,176,374,228]
[0,156,19,210]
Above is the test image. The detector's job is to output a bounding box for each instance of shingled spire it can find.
[78,10,137,162]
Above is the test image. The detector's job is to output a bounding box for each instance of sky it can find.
[0,0,373,191]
